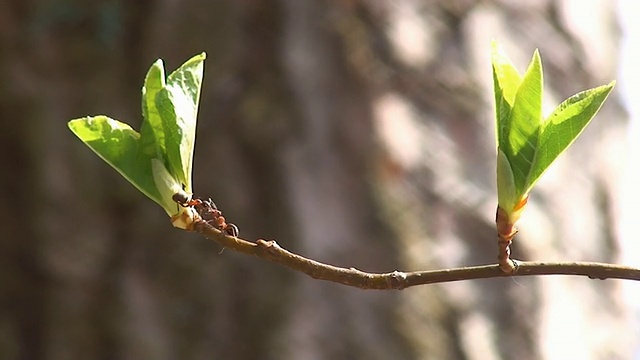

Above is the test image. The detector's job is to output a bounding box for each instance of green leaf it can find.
[68,116,165,208]
[491,41,522,148]
[492,42,614,224]
[526,81,615,192]
[68,53,207,228]
[151,157,183,213]
[140,60,167,160]
[496,148,518,213]
[156,53,205,193]
[503,49,543,195]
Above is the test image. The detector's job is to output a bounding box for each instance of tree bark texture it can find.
[0,0,633,359]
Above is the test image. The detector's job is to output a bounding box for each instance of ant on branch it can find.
[172,192,239,237]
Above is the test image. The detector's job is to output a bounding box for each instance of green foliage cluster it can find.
[68,44,615,233]
[492,42,614,224]
[69,53,206,228]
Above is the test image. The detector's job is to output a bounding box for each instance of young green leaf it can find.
[68,53,207,229]
[491,42,522,148]
[68,116,162,205]
[492,42,614,235]
[502,50,543,195]
[527,82,615,192]
[156,53,205,193]
[496,148,518,218]
[140,60,167,160]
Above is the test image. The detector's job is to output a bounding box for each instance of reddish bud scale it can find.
[514,195,528,211]
[496,206,517,241]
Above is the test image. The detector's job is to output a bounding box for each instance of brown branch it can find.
[192,220,640,289]
[496,206,519,273]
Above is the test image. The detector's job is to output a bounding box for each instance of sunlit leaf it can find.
[491,42,522,148]
[68,116,163,207]
[156,53,205,193]
[492,42,614,228]
[527,82,615,192]
[68,53,207,229]
[503,50,543,194]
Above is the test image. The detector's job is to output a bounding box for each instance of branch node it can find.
[389,271,408,289]
[256,239,280,256]
[498,258,518,274]
[508,258,521,274]
[256,239,272,248]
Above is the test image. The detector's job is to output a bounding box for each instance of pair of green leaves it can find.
[492,42,614,228]
[68,53,205,229]
[67,45,615,233]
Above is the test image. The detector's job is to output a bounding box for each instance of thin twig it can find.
[496,206,518,273]
[192,220,640,290]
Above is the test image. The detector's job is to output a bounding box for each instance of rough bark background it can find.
[0,0,634,359]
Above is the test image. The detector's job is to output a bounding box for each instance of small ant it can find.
[172,192,239,237]
[172,191,192,207]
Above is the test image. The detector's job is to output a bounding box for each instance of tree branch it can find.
[193,220,640,289]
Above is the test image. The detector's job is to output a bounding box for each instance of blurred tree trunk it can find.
[0,0,633,359]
